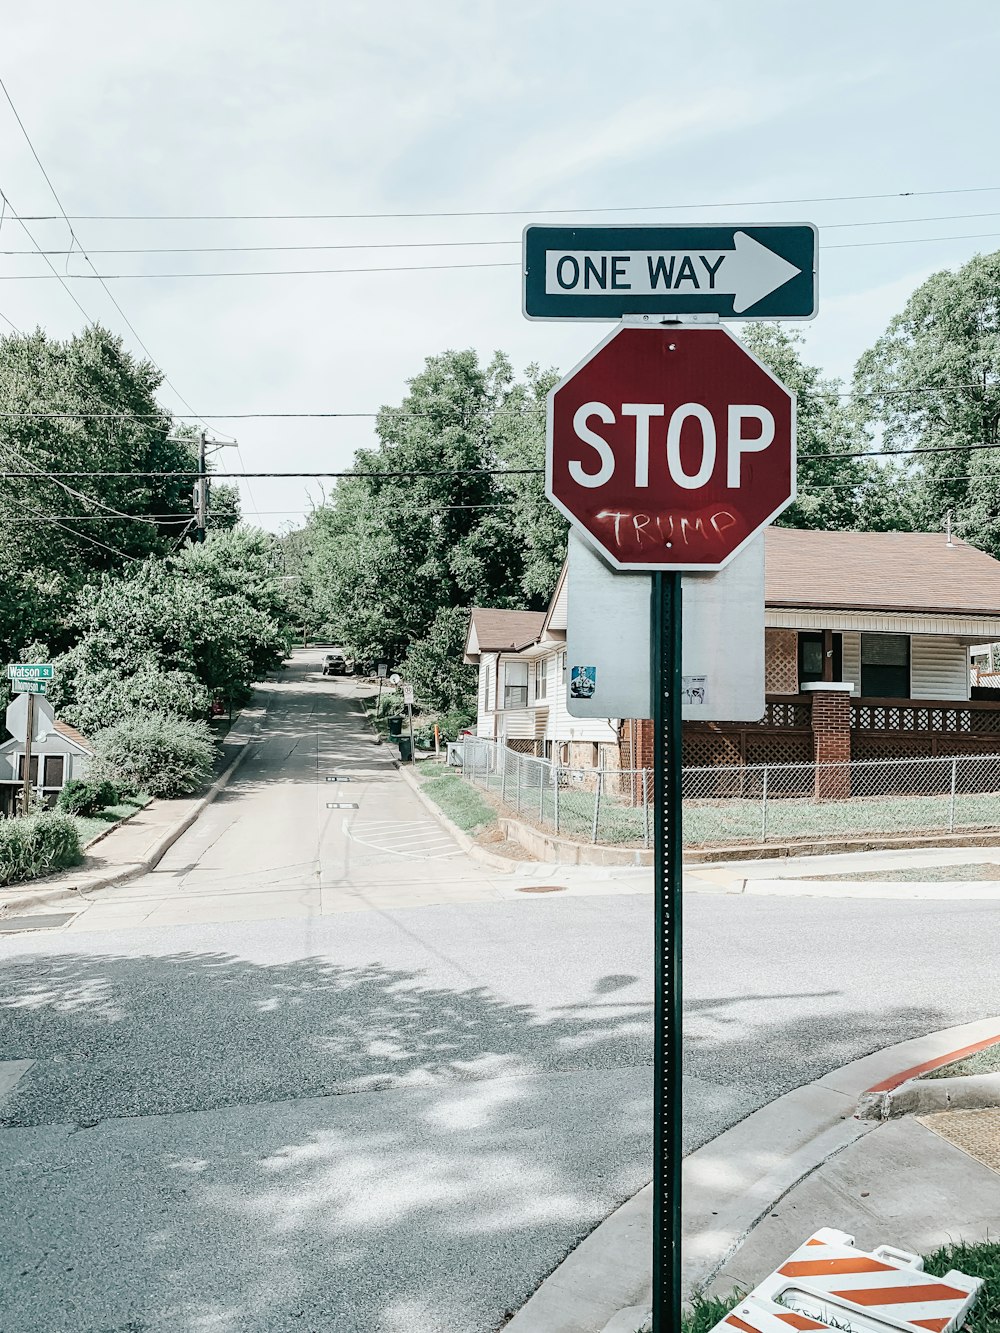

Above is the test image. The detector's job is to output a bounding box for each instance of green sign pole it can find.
[651,570,684,1332]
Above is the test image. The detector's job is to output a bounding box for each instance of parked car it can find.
[322,652,348,676]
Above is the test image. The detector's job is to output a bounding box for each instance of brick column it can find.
[802,683,854,799]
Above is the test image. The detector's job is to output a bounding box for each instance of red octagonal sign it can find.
[546,324,796,570]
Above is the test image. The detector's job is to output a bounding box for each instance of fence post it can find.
[515,754,522,816]
[554,762,560,835]
[643,768,651,849]
[500,747,507,804]
[591,767,603,843]
[949,757,958,832]
[539,759,545,821]
[761,765,769,843]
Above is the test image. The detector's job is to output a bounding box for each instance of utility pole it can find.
[195,430,208,543]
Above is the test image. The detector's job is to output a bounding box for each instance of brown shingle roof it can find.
[468,607,546,652]
[765,530,1000,615]
[54,719,94,753]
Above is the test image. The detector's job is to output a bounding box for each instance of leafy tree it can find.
[53,528,290,731]
[738,324,868,529]
[853,250,1000,551]
[300,349,563,678]
[403,605,477,712]
[0,325,199,658]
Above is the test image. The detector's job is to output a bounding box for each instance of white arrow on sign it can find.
[544,232,802,313]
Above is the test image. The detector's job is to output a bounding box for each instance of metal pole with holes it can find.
[651,570,683,1333]
[591,767,602,842]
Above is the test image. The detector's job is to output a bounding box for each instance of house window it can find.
[43,755,65,789]
[591,743,601,768]
[534,660,548,701]
[17,754,39,785]
[861,633,910,699]
[503,661,529,709]
[798,632,842,689]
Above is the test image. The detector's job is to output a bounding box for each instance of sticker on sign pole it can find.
[569,665,596,700]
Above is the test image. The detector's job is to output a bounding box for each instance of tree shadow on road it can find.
[0,940,954,1333]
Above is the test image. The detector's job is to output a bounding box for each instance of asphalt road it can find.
[2,650,999,1333]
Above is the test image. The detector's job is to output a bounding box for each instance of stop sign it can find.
[546,324,795,570]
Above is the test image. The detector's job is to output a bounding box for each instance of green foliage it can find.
[374,689,405,718]
[299,349,563,673]
[404,605,477,713]
[92,714,215,798]
[0,811,83,886]
[413,707,476,747]
[738,324,869,530]
[57,778,121,817]
[53,527,290,729]
[854,249,1000,550]
[0,325,200,661]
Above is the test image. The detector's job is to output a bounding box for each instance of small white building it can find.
[0,719,95,817]
[464,567,621,769]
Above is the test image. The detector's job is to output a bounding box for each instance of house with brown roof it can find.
[465,577,621,768]
[0,717,95,817]
[466,530,1000,775]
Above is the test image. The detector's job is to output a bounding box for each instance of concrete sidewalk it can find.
[505,1016,1000,1333]
[0,700,267,916]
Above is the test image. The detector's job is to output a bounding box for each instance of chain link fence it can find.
[459,739,1000,849]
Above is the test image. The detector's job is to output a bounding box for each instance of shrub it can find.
[0,812,83,887]
[92,713,215,799]
[374,690,406,719]
[57,778,121,817]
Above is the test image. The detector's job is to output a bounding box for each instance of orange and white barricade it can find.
[710,1228,982,1333]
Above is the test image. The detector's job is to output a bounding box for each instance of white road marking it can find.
[343,819,462,860]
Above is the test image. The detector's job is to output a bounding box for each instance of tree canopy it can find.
[854,250,1000,554]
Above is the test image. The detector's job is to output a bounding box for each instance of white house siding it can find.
[911,635,970,701]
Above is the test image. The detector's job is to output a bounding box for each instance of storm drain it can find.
[0,913,77,933]
[515,885,567,894]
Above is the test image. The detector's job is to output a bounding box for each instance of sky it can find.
[2,1,1000,532]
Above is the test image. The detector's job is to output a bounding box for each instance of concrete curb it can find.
[865,1071,1000,1118]
[685,827,1000,863]
[504,1015,1000,1333]
[856,1030,1000,1119]
[0,704,267,915]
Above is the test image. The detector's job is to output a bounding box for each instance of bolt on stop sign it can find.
[546,323,796,570]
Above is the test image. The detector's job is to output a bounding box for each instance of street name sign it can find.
[6,663,54,681]
[547,323,795,571]
[11,679,48,695]
[524,223,817,321]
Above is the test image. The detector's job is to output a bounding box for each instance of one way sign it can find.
[523,223,817,321]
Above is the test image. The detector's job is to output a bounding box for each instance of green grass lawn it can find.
[680,1239,1000,1331]
[75,795,150,847]
[417,766,497,835]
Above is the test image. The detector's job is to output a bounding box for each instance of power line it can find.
[16,183,1000,223]
[5,228,1000,283]
[9,209,1000,258]
[0,76,229,442]
[2,438,999,480]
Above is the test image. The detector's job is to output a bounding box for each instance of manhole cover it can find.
[516,884,567,894]
[0,913,77,933]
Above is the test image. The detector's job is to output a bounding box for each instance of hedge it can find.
[92,714,215,799]
[0,811,83,887]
